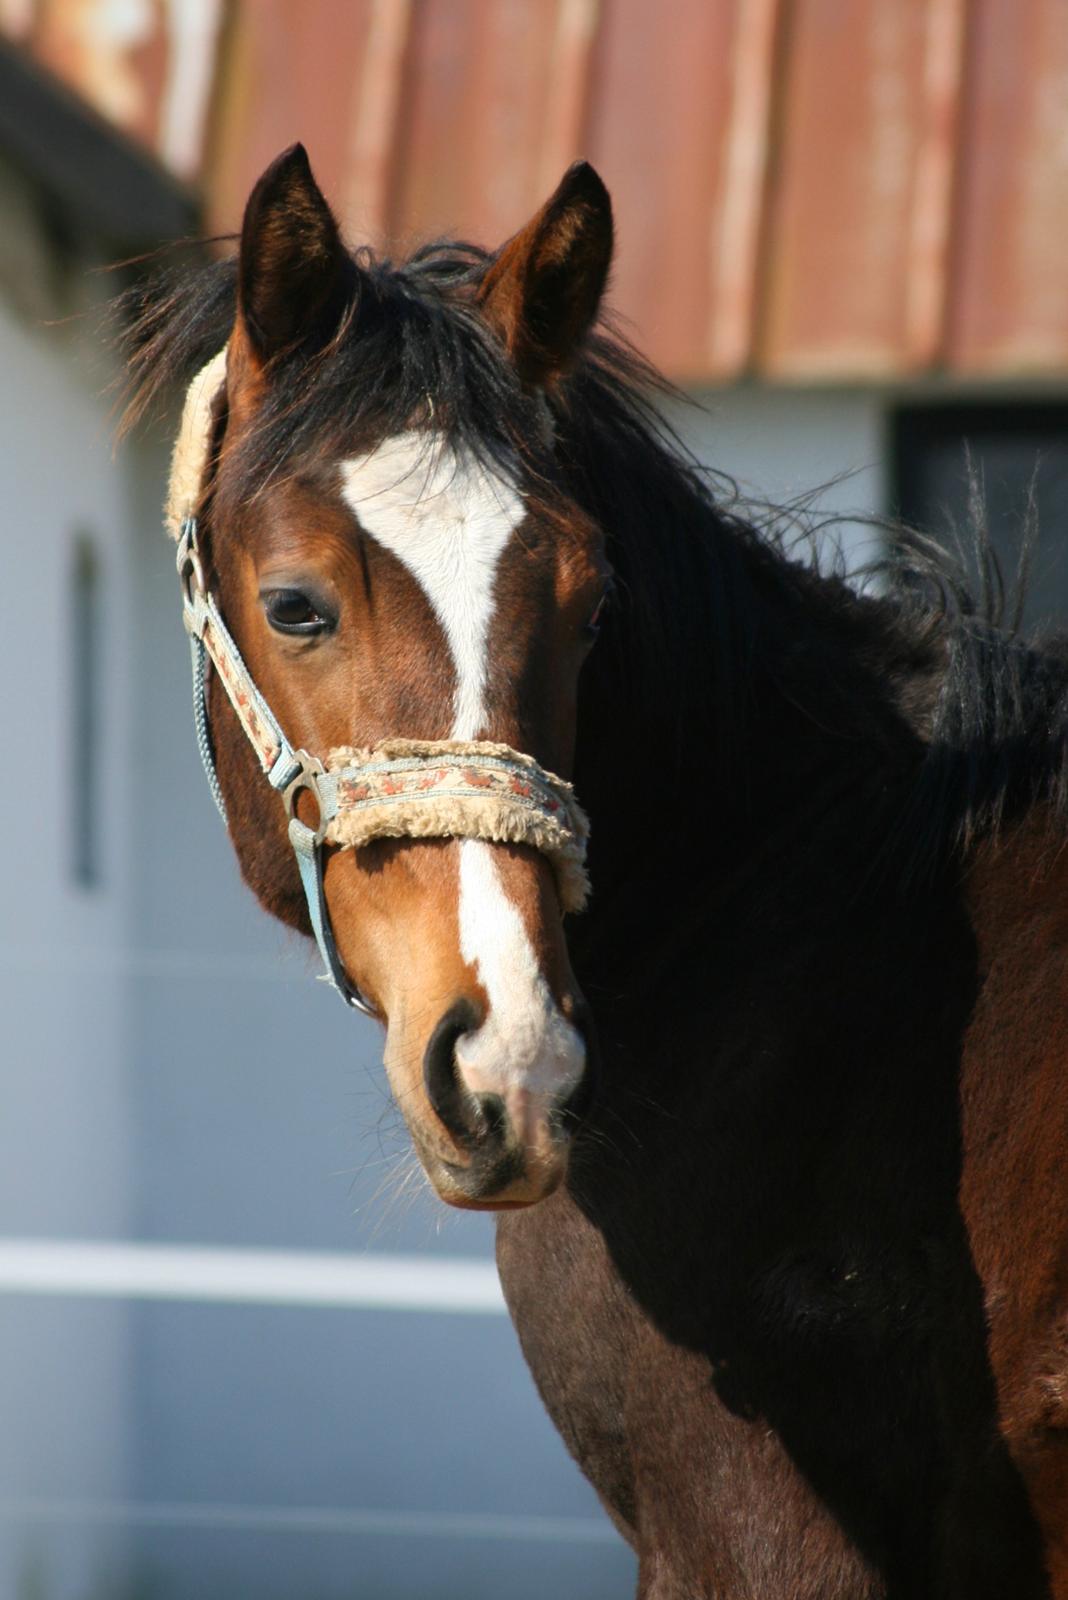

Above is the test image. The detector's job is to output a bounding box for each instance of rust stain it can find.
[536,0,599,198]
[341,0,412,245]
[949,0,1068,375]
[388,0,571,249]
[15,0,221,180]
[584,0,740,380]
[205,0,374,238]
[706,0,782,376]
[761,0,937,379]
[902,0,967,367]
[32,0,165,150]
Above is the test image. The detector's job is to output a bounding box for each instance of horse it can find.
[117,141,1068,1596]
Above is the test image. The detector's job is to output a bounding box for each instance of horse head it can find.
[181,144,614,1210]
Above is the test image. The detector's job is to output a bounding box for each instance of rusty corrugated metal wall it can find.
[5,0,1068,384]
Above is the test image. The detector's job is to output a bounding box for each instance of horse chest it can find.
[496,1191,641,1537]
[496,1193,890,1599]
[496,1143,1052,1598]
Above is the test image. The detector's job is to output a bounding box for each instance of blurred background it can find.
[2,1,1068,1596]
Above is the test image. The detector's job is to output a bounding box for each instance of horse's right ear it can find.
[236,143,352,366]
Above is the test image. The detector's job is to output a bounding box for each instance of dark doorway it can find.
[893,403,1068,633]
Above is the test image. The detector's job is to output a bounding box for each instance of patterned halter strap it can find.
[169,351,590,1014]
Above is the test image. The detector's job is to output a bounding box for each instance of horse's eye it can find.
[585,580,614,639]
[263,588,331,636]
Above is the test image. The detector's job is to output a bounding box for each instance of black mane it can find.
[115,239,1068,891]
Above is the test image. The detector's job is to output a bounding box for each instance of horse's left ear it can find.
[478,161,613,386]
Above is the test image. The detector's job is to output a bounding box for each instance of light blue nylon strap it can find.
[288,817,374,1014]
[288,818,336,988]
[179,517,370,1015]
[190,633,227,823]
[313,770,340,822]
[192,625,365,1010]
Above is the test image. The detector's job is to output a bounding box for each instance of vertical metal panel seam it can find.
[903,0,969,369]
[198,0,245,234]
[157,0,226,181]
[938,0,990,374]
[194,0,229,204]
[749,0,795,379]
[537,0,601,197]
[344,0,414,246]
[706,0,784,377]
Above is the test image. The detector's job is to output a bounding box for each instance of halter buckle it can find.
[273,750,331,845]
[176,517,206,609]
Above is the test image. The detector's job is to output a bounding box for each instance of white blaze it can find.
[340,432,522,740]
[340,434,585,1106]
[455,839,584,1098]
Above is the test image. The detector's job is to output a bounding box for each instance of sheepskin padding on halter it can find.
[165,348,227,540]
[324,740,589,912]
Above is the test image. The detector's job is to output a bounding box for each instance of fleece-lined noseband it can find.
[170,351,590,1014]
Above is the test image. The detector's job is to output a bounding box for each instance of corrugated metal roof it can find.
[5,0,1068,383]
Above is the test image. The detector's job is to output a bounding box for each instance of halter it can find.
[170,353,590,1015]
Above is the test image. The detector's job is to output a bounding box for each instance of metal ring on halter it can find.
[176,519,206,604]
[279,757,330,847]
[179,546,205,606]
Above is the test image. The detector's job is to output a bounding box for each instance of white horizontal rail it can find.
[0,942,320,983]
[0,1239,506,1314]
[0,1497,618,1545]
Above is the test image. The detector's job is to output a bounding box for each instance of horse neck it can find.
[568,488,927,999]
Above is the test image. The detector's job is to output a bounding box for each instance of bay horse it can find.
[120,143,1068,1596]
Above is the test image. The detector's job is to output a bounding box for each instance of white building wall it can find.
[674,385,888,565]
[0,293,134,1595]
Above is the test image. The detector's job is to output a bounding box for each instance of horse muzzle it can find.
[412,997,594,1209]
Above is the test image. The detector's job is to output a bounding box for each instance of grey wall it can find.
[0,290,134,1597]
[674,384,887,564]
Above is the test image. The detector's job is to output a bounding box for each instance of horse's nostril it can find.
[474,1092,508,1142]
[423,1000,483,1145]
